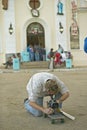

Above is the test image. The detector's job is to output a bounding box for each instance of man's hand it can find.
[43,107,54,115]
[29,101,54,115]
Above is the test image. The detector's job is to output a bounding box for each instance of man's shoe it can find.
[24,98,28,103]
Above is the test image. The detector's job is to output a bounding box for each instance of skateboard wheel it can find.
[60,119,65,123]
[51,119,55,124]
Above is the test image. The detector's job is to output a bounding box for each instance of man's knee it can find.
[33,111,43,117]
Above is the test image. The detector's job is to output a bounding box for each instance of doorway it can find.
[26,22,46,61]
[27,22,45,48]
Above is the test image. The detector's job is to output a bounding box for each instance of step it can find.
[20,61,49,69]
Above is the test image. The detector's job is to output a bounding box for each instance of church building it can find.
[0,0,87,67]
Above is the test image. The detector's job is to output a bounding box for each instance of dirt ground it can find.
[0,68,87,130]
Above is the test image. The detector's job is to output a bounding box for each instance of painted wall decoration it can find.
[2,0,8,10]
[70,0,79,49]
[29,0,40,17]
[57,0,64,15]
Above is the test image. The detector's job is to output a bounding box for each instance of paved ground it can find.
[0,68,87,130]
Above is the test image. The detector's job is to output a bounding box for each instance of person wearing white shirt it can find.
[61,52,67,62]
[24,72,69,117]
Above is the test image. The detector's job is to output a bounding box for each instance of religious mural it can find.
[70,0,79,49]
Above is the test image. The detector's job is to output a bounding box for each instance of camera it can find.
[47,98,59,109]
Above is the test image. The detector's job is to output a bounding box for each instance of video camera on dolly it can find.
[44,95,65,124]
[45,96,75,124]
[47,95,59,110]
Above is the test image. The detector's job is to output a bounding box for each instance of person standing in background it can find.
[57,44,64,54]
[47,48,55,69]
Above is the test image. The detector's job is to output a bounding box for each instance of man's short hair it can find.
[45,79,58,92]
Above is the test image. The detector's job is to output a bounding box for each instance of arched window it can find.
[29,0,40,9]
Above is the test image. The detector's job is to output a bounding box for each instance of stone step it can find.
[20,61,49,69]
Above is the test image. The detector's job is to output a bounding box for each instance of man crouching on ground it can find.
[24,72,69,117]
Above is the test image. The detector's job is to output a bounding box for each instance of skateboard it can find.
[44,112,65,124]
